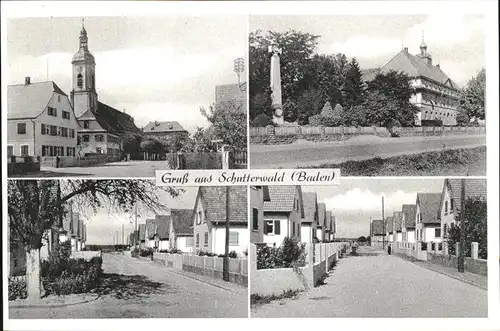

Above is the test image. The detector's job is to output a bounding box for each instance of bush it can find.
[139,247,154,257]
[251,114,274,127]
[158,247,183,254]
[308,114,343,127]
[256,237,307,270]
[8,277,27,300]
[197,250,217,257]
[131,247,140,258]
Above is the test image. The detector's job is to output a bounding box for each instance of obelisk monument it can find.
[269,45,284,125]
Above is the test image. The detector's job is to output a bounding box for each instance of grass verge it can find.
[307,146,486,176]
[250,289,301,307]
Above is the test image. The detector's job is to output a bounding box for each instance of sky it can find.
[77,186,199,245]
[250,15,485,88]
[7,16,247,133]
[302,178,445,238]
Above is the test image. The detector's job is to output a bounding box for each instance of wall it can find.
[301,224,313,243]
[250,187,264,243]
[177,236,194,254]
[263,214,289,247]
[440,186,455,237]
[407,230,415,243]
[212,226,249,256]
[7,119,35,156]
[424,226,442,243]
[158,240,169,251]
[426,252,487,276]
[70,251,101,260]
[250,126,486,145]
[7,156,41,175]
[40,154,121,168]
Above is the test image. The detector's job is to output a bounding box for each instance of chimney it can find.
[25,77,31,85]
[436,64,440,69]
[403,47,408,53]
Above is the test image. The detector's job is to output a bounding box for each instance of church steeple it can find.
[79,18,88,50]
[419,31,427,56]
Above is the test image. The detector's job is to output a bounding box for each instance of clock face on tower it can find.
[77,66,83,73]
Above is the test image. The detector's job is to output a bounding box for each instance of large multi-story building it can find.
[362,38,461,126]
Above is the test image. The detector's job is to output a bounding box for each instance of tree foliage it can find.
[140,137,166,155]
[121,133,143,156]
[343,58,365,108]
[459,68,486,122]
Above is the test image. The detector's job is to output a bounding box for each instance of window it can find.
[62,110,70,119]
[50,125,57,136]
[435,228,441,238]
[61,127,68,137]
[264,220,280,235]
[83,121,89,129]
[41,124,45,135]
[48,107,57,117]
[7,145,13,156]
[95,134,104,142]
[450,198,454,212]
[252,208,259,230]
[82,135,90,142]
[195,233,199,247]
[67,147,74,157]
[204,232,209,247]
[17,123,26,134]
[96,147,103,154]
[444,201,448,215]
[20,145,29,156]
[58,95,61,102]
[77,74,83,88]
[69,129,75,138]
[229,231,239,245]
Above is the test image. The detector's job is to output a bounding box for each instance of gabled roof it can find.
[380,49,459,89]
[361,68,381,83]
[385,216,394,234]
[155,215,171,240]
[263,186,300,213]
[331,215,336,233]
[143,121,187,133]
[302,192,318,224]
[145,219,156,239]
[138,224,146,241]
[8,81,67,119]
[371,219,385,235]
[416,193,441,224]
[90,101,140,136]
[195,186,247,224]
[317,203,326,228]
[402,204,417,229]
[325,211,332,231]
[441,179,487,216]
[393,212,403,231]
[171,209,194,236]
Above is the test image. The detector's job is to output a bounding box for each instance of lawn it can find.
[309,146,486,176]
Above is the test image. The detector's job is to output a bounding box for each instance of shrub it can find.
[8,277,27,300]
[256,237,307,270]
[131,247,140,258]
[251,114,274,127]
[308,114,343,127]
[139,247,154,257]
[159,247,183,254]
[197,250,217,257]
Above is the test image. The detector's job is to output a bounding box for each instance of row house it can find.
[192,186,248,256]
[324,211,333,241]
[262,186,303,247]
[370,219,385,245]
[250,186,271,243]
[301,192,319,243]
[401,204,417,243]
[169,209,195,253]
[145,219,157,249]
[138,224,146,250]
[393,211,403,242]
[155,215,171,251]
[415,193,442,243]
[385,216,394,242]
[316,203,326,241]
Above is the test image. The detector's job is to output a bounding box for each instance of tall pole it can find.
[223,186,230,281]
[122,224,124,245]
[458,178,466,273]
[382,196,385,250]
[135,203,138,249]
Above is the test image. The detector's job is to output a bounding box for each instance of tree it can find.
[459,68,486,122]
[447,197,487,259]
[200,99,247,150]
[357,236,367,242]
[8,180,180,300]
[295,88,325,125]
[121,133,143,157]
[184,127,217,152]
[343,57,365,108]
[140,137,166,157]
[249,87,273,123]
[456,111,470,126]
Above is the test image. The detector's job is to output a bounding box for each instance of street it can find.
[251,246,487,318]
[250,134,486,169]
[10,253,248,318]
[12,160,172,178]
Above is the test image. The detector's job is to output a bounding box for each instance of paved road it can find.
[251,246,487,318]
[250,134,486,168]
[11,160,172,178]
[10,253,248,318]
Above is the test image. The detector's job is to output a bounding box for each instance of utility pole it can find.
[458,178,466,273]
[122,224,124,245]
[135,203,138,249]
[223,186,230,281]
[382,196,385,250]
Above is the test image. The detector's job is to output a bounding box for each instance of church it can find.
[362,38,461,126]
[70,20,140,156]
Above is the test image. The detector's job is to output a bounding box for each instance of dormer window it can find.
[77,74,83,88]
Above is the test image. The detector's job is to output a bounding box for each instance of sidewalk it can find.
[413,260,487,290]
[10,293,99,309]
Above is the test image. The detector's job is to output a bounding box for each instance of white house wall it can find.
[301,225,313,244]
[423,226,442,243]
[158,240,169,251]
[263,214,289,247]
[211,226,248,256]
[177,236,194,254]
[440,186,456,237]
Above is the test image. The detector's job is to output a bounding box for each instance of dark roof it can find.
[91,101,140,136]
[138,224,146,241]
[371,219,385,235]
[302,192,317,224]
[196,186,247,224]
[171,209,194,236]
[325,211,331,230]
[417,193,441,224]
[145,219,156,239]
[317,203,326,228]
[443,179,487,214]
[263,186,299,212]
[393,212,403,231]
[8,81,67,119]
[143,121,187,133]
[361,68,381,82]
[155,215,171,240]
[402,204,417,229]
[386,216,394,233]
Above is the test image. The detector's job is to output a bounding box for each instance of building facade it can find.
[168,209,194,254]
[250,186,271,243]
[301,192,318,243]
[415,193,442,243]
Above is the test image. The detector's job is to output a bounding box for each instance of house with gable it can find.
[145,219,157,249]
[438,179,487,240]
[301,192,319,243]
[142,121,189,152]
[393,211,403,242]
[385,216,394,242]
[415,193,442,243]
[192,186,248,256]
[402,204,417,243]
[250,186,271,244]
[262,186,303,246]
[138,224,146,250]
[324,211,332,241]
[370,219,385,246]
[155,214,171,251]
[362,39,460,126]
[316,202,326,241]
[169,209,195,254]
[7,78,80,159]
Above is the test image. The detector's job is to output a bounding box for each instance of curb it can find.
[9,294,100,309]
[419,266,487,291]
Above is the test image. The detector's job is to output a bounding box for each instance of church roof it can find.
[8,81,67,119]
[363,48,459,89]
[143,121,187,133]
[92,101,141,136]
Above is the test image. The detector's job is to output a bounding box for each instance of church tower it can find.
[70,19,98,118]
